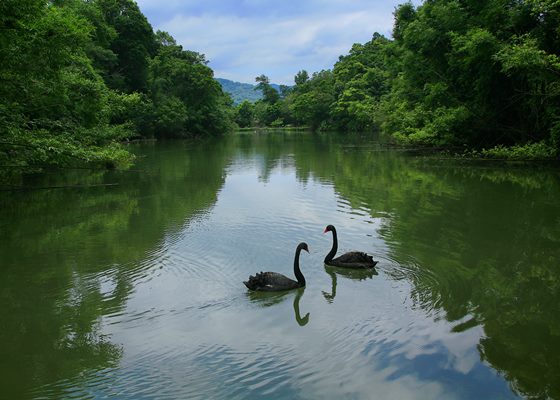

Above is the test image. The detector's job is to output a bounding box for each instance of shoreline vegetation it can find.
[1,0,559,183]
[236,126,309,132]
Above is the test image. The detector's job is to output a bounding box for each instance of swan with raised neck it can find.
[324,225,377,269]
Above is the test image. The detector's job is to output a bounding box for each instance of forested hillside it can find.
[0,0,234,175]
[240,0,560,159]
[216,78,284,104]
[216,78,263,104]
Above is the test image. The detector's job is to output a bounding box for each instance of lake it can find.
[1,132,560,399]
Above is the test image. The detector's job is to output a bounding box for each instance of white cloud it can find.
[136,1,417,84]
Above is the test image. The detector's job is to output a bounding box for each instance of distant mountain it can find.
[216,78,283,104]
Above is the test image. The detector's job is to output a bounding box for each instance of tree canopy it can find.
[3,0,559,175]
[250,0,560,158]
[0,0,234,180]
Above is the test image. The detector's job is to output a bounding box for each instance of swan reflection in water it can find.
[322,265,378,303]
[247,288,309,326]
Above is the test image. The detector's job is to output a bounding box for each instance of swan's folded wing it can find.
[334,251,373,264]
[244,272,297,290]
[259,272,297,287]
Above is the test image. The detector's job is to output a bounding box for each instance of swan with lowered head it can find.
[244,242,309,291]
[324,225,377,269]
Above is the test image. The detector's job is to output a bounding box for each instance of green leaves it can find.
[255,74,280,105]
[0,0,235,176]
[147,39,233,137]
[96,0,155,92]
[495,34,559,73]
[377,0,560,151]
[235,101,254,128]
[0,0,138,172]
[481,141,557,160]
[289,70,335,130]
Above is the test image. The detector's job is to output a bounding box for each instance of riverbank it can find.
[236,126,310,132]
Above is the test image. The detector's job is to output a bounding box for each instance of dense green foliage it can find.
[3,0,559,174]
[230,75,289,127]
[234,101,255,128]
[382,0,560,155]
[146,32,234,137]
[259,0,560,158]
[0,0,233,177]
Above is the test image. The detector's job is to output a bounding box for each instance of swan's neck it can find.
[325,229,338,263]
[294,248,306,286]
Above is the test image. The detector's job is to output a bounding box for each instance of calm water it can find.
[1,132,560,399]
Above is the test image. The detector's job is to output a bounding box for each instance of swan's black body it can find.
[324,225,377,269]
[244,242,309,291]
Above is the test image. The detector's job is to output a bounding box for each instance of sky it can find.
[135,0,419,85]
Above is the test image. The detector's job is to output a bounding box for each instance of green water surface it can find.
[1,132,559,399]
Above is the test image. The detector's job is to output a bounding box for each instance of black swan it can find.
[323,225,377,268]
[244,242,309,291]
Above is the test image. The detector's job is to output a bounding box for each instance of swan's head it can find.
[323,225,335,234]
[299,242,310,253]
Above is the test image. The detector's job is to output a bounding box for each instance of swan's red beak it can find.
[323,227,328,233]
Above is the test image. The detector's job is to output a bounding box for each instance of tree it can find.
[294,70,309,86]
[0,0,236,179]
[330,33,392,132]
[289,70,336,130]
[235,101,254,128]
[147,32,234,137]
[279,84,291,98]
[0,0,133,173]
[380,0,560,152]
[253,100,281,127]
[96,0,156,92]
[255,74,280,104]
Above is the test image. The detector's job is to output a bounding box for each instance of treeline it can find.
[0,0,233,172]
[237,0,560,158]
